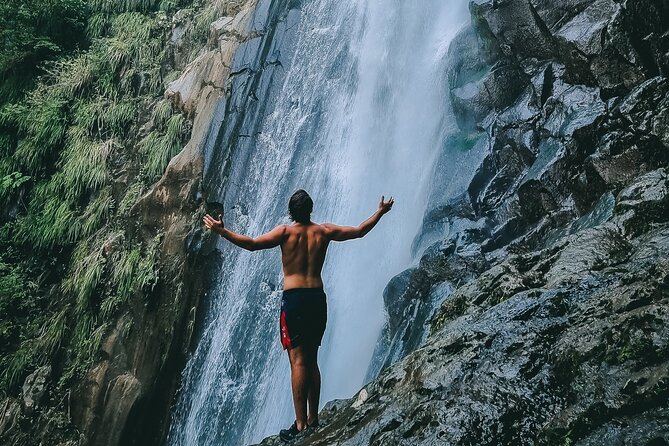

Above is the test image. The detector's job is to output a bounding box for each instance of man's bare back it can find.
[280,223,329,289]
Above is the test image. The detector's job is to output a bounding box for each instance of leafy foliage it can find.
[141,113,189,179]
[0,0,89,103]
[0,252,52,391]
[0,0,216,442]
[0,172,31,203]
[0,0,191,402]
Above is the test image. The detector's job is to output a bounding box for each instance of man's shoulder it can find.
[272,223,289,232]
[317,222,338,238]
[319,222,337,229]
[316,222,333,231]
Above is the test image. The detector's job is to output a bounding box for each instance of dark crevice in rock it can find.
[540,63,554,106]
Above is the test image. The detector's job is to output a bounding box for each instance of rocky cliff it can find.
[258,0,669,444]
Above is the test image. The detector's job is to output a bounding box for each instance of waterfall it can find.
[168,0,469,444]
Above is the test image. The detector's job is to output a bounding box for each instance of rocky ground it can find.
[258,169,669,445]
[257,0,669,444]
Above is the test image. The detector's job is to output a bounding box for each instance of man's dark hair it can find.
[288,189,313,224]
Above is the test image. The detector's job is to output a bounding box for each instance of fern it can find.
[74,99,136,138]
[15,193,77,249]
[86,13,109,39]
[11,90,70,173]
[35,308,69,361]
[118,181,144,215]
[119,316,133,338]
[140,113,187,179]
[101,233,160,319]
[113,248,143,300]
[193,4,222,44]
[152,99,174,128]
[87,322,111,358]
[0,172,31,203]
[63,240,106,318]
[1,346,34,390]
[55,55,96,98]
[58,134,113,201]
[78,187,114,239]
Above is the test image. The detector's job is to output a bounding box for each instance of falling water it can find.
[168,0,469,444]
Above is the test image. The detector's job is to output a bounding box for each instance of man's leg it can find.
[287,345,308,431]
[305,346,320,426]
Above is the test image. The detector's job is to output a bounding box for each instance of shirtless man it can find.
[203,189,394,441]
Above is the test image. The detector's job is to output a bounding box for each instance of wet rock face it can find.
[370,0,669,388]
[470,0,669,96]
[259,0,669,445]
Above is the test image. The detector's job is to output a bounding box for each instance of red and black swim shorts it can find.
[280,287,327,350]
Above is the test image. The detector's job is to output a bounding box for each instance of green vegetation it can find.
[0,0,88,103]
[0,257,40,389]
[141,111,189,179]
[0,0,251,437]
[0,1,209,441]
[561,431,574,446]
[0,0,253,442]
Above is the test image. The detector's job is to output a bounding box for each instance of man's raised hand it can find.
[379,195,394,215]
[203,213,225,234]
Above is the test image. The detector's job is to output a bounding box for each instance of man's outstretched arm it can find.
[203,213,286,251]
[323,195,394,242]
